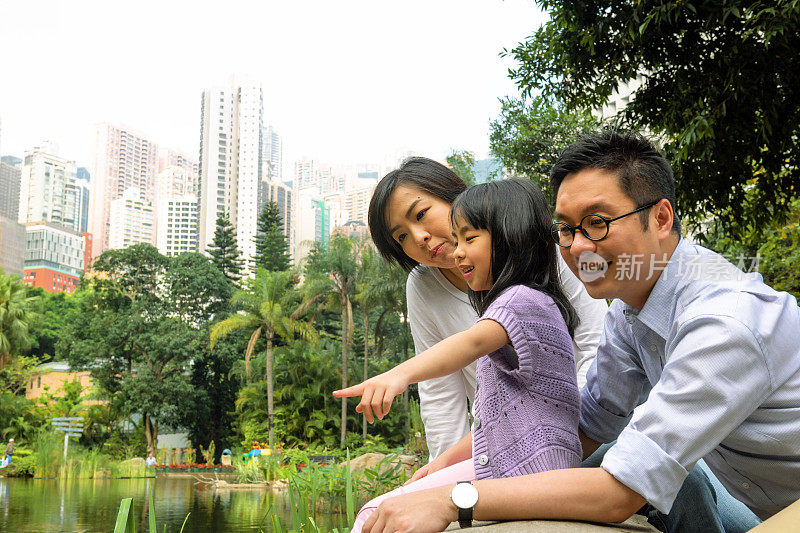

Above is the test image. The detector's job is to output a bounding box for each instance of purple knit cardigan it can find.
[472,285,582,480]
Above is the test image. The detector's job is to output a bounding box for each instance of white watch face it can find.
[451,482,479,509]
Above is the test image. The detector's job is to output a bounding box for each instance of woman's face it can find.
[385,185,458,269]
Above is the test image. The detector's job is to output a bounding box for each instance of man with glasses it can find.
[358,130,800,533]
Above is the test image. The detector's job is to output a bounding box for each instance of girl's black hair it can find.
[368,157,467,271]
[450,179,579,336]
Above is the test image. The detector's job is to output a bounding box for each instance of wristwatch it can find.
[451,481,479,528]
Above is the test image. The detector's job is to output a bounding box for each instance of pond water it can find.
[0,476,346,532]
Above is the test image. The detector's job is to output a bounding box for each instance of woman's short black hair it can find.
[450,179,578,336]
[368,157,467,271]
[550,129,681,233]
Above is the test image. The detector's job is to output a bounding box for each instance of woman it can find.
[367,157,608,460]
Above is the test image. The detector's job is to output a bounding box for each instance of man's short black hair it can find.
[550,129,681,234]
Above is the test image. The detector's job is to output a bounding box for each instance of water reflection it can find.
[0,476,344,532]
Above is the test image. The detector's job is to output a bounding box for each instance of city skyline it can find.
[0,1,546,174]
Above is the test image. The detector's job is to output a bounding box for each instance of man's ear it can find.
[653,199,675,241]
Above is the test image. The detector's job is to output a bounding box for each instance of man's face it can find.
[554,168,664,308]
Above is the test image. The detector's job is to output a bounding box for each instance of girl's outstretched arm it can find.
[334,318,509,423]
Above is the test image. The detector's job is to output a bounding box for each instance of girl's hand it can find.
[333,369,409,423]
[405,463,432,485]
[404,450,452,485]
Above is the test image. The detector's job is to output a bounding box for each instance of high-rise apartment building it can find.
[257,179,293,254]
[198,81,274,269]
[0,160,21,221]
[156,166,198,257]
[18,145,82,232]
[0,215,25,277]
[108,187,154,250]
[90,124,159,259]
[293,189,331,262]
[75,168,90,234]
[22,221,84,293]
[293,157,336,193]
[264,125,282,182]
[157,147,199,179]
[324,178,377,228]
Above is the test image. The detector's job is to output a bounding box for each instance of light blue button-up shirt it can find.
[580,238,800,519]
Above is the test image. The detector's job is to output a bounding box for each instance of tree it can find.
[490,96,600,204]
[252,202,291,272]
[303,235,360,448]
[181,331,242,455]
[0,270,38,369]
[505,0,800,236]
[210,268,316,448]
[207,213,244,284]
[446,150,477,187]
[353,245,384,441]
[164,252,232,324]
[24,287,81,362]
[60,244,226,455]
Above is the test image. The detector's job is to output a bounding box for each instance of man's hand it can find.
[333,368,410,423]
[363,484,458,533]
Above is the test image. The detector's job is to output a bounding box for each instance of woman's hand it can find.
[333,369,410,423]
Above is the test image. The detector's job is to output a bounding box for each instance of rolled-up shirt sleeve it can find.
[601,314,773,514]
[580,304,649,444]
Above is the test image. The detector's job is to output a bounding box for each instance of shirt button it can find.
[478,454,489,466]
[649,345,658,352]
[742,482,750,489]
[473,417,481,430]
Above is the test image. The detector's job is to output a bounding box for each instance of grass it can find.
[114,451,374,532]
[19,433,150,479]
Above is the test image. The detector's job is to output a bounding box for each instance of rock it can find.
[346,453,420,478]
[119,458,146,469]
[445,515,658,532]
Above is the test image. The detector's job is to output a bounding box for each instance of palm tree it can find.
[354,245,385,441]
[303,235,360,448]
[0,271,38,370]
[210,268,316,448]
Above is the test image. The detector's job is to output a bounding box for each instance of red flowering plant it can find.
[155,462,235,471]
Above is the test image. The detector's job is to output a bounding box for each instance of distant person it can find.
[146,453,157,467]
[338,179,585,532]
[4,439,13,464]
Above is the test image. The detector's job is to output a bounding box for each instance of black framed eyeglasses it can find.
[550,200,661,248]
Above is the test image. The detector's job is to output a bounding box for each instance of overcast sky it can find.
[0,0,546,173]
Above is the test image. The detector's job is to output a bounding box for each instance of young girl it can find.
[335,179,582,532]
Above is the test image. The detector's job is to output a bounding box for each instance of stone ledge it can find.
[444,515,658,532]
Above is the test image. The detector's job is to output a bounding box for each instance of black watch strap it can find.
[458,505,473,528]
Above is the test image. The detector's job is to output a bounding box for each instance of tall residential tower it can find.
[89,124,159,259]
[198,81,284,269]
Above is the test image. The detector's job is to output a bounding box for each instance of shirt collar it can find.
[624,238,688,340]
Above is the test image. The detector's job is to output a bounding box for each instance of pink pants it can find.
[352,458,476,533]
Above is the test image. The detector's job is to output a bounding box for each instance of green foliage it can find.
[207,213,244,284]
[445,150,477,187]
[212,268,317,449]
[180,330,241,459]
[0,269,38,369]
[24,287,81,361]
[60,244,227,455]
[505,0,800,237]
[706,197,800,299]
[303,235,362,449]
[489,96,600,204]
[252,201,291,272]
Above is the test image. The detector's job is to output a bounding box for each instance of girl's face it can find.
[386,185,458,269]
[451,211,493,291]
